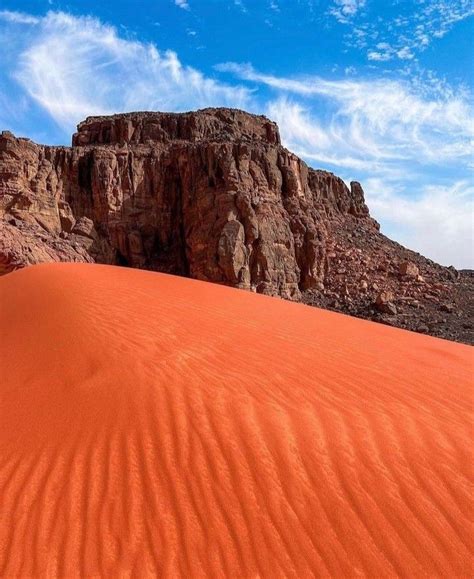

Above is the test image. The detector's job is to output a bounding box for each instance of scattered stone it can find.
[416,324,429,334]
[399,261,419,278]
[447,266,459,280]
[375,290,394,306]
[375,291,397,314]
[382,302,397,315]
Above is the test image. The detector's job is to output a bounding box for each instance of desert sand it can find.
[0,263,472,577]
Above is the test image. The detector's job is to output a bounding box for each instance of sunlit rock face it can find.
[1,108,472,343]
[0,109,373,293]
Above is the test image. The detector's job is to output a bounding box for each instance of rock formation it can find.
[0,108,472,343]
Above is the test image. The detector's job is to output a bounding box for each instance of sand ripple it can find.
[0,263,472,577]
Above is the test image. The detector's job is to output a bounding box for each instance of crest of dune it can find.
[0,263,472,577]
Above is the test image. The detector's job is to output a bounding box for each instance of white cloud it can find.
[0,10,40,24]
[218,63,474,266]
[367,43,414,62]
[330,0,366,23]
[367,42,415,62]
[0,10,472,267]
[266,98,369,170]
[423,0,474,38]
[365,179,473,268]
[340,0,474,61]
[1,11,250,133]
[396,46,414,60]
[174,0,190,10]
[367,42,394,61]
[218,62,473,167]
[367,51,390,62]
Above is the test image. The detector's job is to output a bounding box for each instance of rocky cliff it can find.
[1,108,472,343]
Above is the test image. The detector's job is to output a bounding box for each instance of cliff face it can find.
[0,108,472,343]
[0,109,374,297]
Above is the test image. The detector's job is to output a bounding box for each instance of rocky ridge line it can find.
[0,108,472,343]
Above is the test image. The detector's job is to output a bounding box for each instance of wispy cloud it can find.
[217,62,474,266]
[0,9,472,266]
[217,62,473,167]
[367,43,395,62]
[174,0,190,11]
[367,42,415,62]
[0,9,40,24]
[338,0,474,61]
[329,0,366,23]
[422,0,474,38]
[0,11,250,132]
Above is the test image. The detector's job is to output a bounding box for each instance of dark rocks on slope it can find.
[0,109,472,344]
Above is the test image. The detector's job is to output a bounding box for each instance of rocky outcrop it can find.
[72,109,281,147]
[1,109,472,343]
[0,111,375,297]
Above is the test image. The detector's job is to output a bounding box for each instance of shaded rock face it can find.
[0,110,374,298]
[1,109,472,343]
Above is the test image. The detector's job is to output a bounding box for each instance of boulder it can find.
[375,291,397,314]
[72,217,97,239]
[399,261,419,278]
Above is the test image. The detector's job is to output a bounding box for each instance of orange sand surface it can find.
[0,263,472,577]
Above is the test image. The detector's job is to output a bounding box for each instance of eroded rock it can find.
[1,108,472,343]
[399,261,419,278]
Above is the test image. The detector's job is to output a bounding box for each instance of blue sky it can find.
[0,0,473,266]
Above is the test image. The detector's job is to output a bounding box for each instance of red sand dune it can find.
[0,263,472,577]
